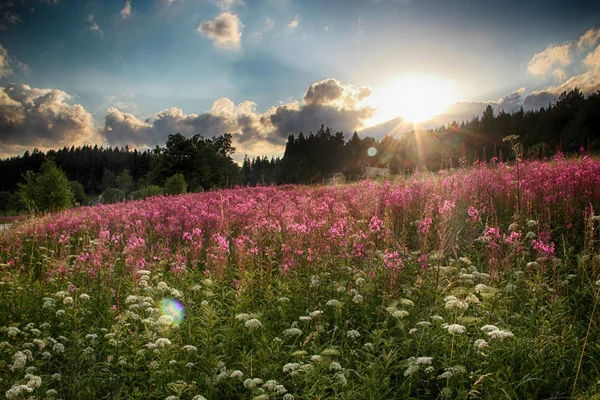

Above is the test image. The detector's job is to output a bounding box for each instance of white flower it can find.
[56,309,66,317]
[278,297,290,302]
[326,299,342,308]
[480,325,499,333]
[158,315,174,326]
[192,396,207,400]
[334,372,347,386]
[283,363,300,373]
[170,289,183,299]
[5,385,33,399]
[474,339,488,350]
[155,338,171,347]
[235,313,251,322]
[346,330,360,339]
[417,321,432,327]
[79,294,90,301]
[165,396,178,400]
[51,373,62,380]
[54,291,68,299]
[283,394,294,400]
[352,294,364,304]
[63,296,74,305]
[329,361,342,371]
[182,345,197,352]
[431,315,444,322]
[447,324,466,334]
[157,281,169,290]
[309,310,323,318]
[487,330,514,340]
[399,299,414,307]
[283,328,303,337]
[336,286,345,293]
[311,355,323,363]
[444,297,469,310]
[416,357,433,365]
[12,351,27,369]
[298,316,312,321]
[409,328,418,335]
[392,310,409,319]
[527,220,537,228]
[355,277,365,286]
[7,327,20,338]
[322,348,339,356]
[24,374,42,389]
[46,389,58,396]
[53,343,65,353]
[230,370,244,379]
[245,318,263,330]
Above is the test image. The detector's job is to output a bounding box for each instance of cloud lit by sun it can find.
[365,75,457,126]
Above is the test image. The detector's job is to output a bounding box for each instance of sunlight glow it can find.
[365,75,456,125]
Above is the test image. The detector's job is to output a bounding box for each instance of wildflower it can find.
[5,385,33,399]
[336,286,345,293]
[466,294,480,304]
[417,321,432,327]
[311,355,323,363]
[46,389,58,396]
[322,348,339,356]
[409,328,418,335]
[182,345,197,352]
[309,310,323,318]
[158,315,174,327]
[245,318,263,330]
[51,373,61,380]
[235,313,252,322]
[310,275,319,287]
[431,315,444,322]
[447,324,466,334]
[253,395,269,400]
[25,374,42,389]
[444,296,469,310]
[283,363,300,373]
[12,351,27,369]
[352,294,364,304]
[298,316,312,321]
[334,372,347,386]
[347,330,360,339]
[54,291,68,299]
[56,310,66,317]
[474,339,488,351]
[278,297,290,302]
[283,394,294,400]
[7,327,20,338]
[157,281,169,290]
[487,330,514,340]
[230,370,244,379]
[79,293,90,301]
[399,299,415,307]
[283,328,303,337]
[392,310,409,319]
[480,325,499,333]
[326,299,342,308]
[53,343,65,353]
[329,361,342,371]
[63,296,74,305]
[155,338,172,347]
[165,396,178,400]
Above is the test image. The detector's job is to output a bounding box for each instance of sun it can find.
[365,75,456,125]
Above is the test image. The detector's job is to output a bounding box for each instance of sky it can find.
[0,0,599,160]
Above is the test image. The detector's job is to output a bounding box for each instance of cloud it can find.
[101,78,376,159]
[583,44,600,69]
[87,14,103,37]
[216,0,244,11]
[578,28,600,49]
[120,1,134,20]
[527,43,572,76]
[264,16,274,29]
[4,11,21,25]
[0,84,100,157]
[0,43,28,78]
[198,12,242,49]
[287,14,299,30]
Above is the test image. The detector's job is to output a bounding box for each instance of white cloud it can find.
[87,14,103,37]
[0,84,101,157]
[216,0,245,11]
[4,12,21,25]
[583,44,600,69]
[120,1,134,20]
[264,16,274,29]
[578,28,600,49]
[527,42,572,76]
[198,12,243,49]
[287,14,299,30]
[0,43,28,78]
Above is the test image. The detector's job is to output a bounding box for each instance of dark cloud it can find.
[0,84,99,157]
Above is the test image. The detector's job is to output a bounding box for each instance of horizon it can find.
[0,0,599,162]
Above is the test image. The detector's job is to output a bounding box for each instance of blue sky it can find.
[0,0,599,159]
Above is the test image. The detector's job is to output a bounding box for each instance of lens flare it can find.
[159,298,184,324]
[368,147,377,157]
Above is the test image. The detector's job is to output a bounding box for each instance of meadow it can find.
[1,153,600,399]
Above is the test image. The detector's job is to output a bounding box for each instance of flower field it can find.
[2,154,600,399]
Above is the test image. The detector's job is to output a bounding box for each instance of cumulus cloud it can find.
[120,1,134,20]
[583,44,600,69]
[198,12,243,49]
[527,43,572,76]
[578,28,600,49]
[4,11,21,25]
[0,84,100,157]
[87,14,102,37]
[287,15,299,30]
[101,79,376,159]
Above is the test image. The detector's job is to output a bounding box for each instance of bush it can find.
[102,188,125,204]
[17,160,75,212]
[164,173,187,195]
[131,185,163,200]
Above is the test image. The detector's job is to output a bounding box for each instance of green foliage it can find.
[68,181,88,205]
[116,169,134,195]
[0,191,14,216]
[102,187,125,204]
[17,160,75,212]
[164,173,187,195]
[131,185,162,200]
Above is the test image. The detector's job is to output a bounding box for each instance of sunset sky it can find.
[1,0,599,160]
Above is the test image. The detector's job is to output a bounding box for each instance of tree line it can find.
[0,88,599,213]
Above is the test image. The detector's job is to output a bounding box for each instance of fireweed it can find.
[1,156,600,398]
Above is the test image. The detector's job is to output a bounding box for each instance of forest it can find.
[0,87,599,211]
